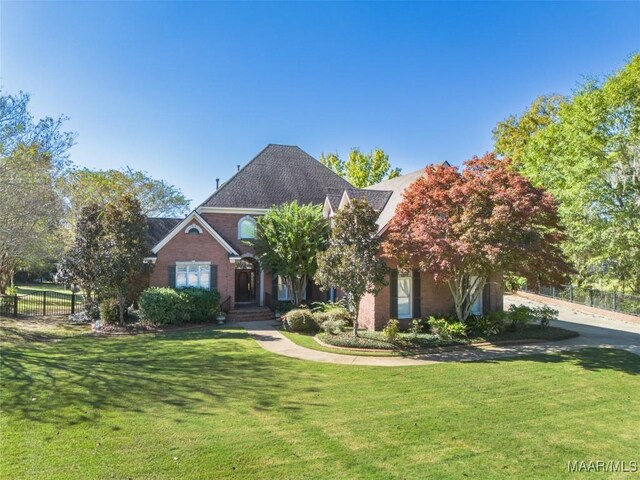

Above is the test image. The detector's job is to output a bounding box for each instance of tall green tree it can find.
[493,95,565,166]
[0,91,75,291]
[495,55,640,292]
[320,148,401,187]
[100,195,149,324]
[315,199,389,336]
[250,202,329,306]
[62,167,190,218]
[58,203,105,302]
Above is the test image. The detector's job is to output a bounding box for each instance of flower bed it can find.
[318,325,578,352]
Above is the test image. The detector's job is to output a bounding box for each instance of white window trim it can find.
[397,273,413,319]
[277,276,306,302]
[175,262,211,289]
[470,276,483,316]
[237,215,257,240]
[184,224,203,235]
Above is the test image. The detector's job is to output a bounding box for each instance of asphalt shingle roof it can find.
[344,188,393,212]
[200,145,353,209]
[146,217,182,250]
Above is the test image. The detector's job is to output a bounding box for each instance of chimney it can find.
[215,178,219,190]
[237,164,240,172]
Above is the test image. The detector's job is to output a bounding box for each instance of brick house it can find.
[146,144,503,327]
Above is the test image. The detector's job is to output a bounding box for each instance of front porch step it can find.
[227,307,275,322]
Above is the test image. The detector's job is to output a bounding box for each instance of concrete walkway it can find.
[238,297,640,366]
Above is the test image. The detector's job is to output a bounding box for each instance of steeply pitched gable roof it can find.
[342,188,393,212]
[199,144,353,209]
[146,217,182,250]
[366,161,450,232]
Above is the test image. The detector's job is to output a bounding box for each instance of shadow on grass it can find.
[1,326,325,425]
[477,348,640,375]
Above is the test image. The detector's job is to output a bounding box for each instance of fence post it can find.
[569,285,574,303]
[71,293,76,314]
[613,292,617,312]
[43,291,47,316]
[589,289,594,307]
[552,286,556,298]
[13,295,18,317]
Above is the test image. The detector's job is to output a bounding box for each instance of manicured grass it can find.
[1,318,639,479]
[15,283,76,294]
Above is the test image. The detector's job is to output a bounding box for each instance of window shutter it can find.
[412,269,421,318]
[272,275,278,301]
[306,277,313,301]
[210,265,218,291]
[168,265,176,288]
[390,269,398,319]
[482,282,491,314]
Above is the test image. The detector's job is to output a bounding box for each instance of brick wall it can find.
[199,212,257,256]
[149,221,235,303]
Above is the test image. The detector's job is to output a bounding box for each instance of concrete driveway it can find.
[505,294,640,356]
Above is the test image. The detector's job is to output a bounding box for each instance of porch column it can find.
[259,267,265,306]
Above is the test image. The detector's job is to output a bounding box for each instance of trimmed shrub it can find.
[467,311,506,336]
[533,305,558,328]
[507,304,534,331]
[285,308,319,333]
[428,316,467,340]
[322,319,346,335]
[138,288,189,325]
[314,311,331,326]
[409,318,424,338]
[382,319,400,340]
[326,307,352,326]
[99,298,120,324]
[178,288,220,322]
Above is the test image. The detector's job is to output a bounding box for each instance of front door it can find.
[235,270,255,303]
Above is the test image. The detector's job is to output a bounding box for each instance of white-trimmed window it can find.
[470,276,483,316]
[184,224,203,235]
[277,276,306,301]
[397,273,413,319]
[238,216,256,239]
[176,263,211,289]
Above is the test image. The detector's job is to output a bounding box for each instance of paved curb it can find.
[238,320,634,367]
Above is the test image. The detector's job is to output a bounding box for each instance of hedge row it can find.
[138,287,220,325]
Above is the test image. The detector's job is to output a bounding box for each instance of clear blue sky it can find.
[2,1,638,208]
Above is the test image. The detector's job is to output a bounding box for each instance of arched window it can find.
[184,224,203,235]
[238,216,256,239]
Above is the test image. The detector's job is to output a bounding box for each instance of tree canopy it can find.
[384,154,570,322]
[320,148,401,188]
[250,202,329,306]
[315,199,388,335]
[493,55,640,292]
[0,91,75,291]
[62,167,191,218]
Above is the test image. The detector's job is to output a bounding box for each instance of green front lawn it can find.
[1,318,639,479]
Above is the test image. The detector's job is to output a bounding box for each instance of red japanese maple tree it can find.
[383,153,571,322]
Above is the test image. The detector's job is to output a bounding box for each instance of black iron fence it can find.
[0,289,84,317]
[524,284,640,317]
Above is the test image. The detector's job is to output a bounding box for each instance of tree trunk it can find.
[351,295,361,337]
[448,274,486,322]
[117,293,125,325]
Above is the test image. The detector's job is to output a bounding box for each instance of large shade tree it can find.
[62,167,191,218]
[315,199,389,336]
[384,154,571,322]
[0,91,74,291]
[250,202,329,306]
[493,55,640,292]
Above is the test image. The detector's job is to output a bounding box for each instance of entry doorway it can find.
[234,258,259,304]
